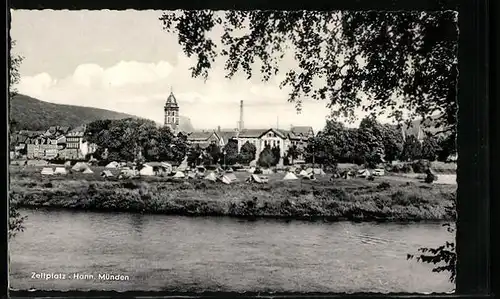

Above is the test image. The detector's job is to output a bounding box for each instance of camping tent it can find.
[139,164,154,176]
[247,167,256,174]
[357,169,371,178]
[342,171,353,179]
[173,171,185,178]
[72,162,90,172]
[161,162,173,171]
[305,167,314,174]
[283,172,299,180]
[261,168,273,175]
[105,161,120,168]
[119,169,136,179]
[303,174,316,180]
[313,168,326,175]
[101,170,113,178]
[187,172,197,179]
[83,168,94,174]
[54,167,67,175]
[41,167,54,175]
[219,173,239,185]
[64,161,72,167]
[247,174,268,184]
[299,170,309,177]
[204,172,217,182]
[177,157,189,171]
[249,160,257,167]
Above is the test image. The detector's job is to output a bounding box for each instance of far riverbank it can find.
[9,169,456,222]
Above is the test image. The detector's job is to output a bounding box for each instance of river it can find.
[9,208,455,293]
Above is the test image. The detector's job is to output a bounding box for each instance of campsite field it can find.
[9,164,456,222]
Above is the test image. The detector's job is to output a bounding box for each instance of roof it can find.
[289,126,314,139]
[218,130,239,144]
[18,130,45,138]
[400,116,446,139]
[67,125,86,137]
[187,131,217,141]
[291,126,314,135]
[237,129,269,138]
[165,91,179,109]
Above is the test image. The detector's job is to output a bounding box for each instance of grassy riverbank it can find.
[9,166,456,221]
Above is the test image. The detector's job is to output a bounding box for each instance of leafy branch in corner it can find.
[159,10,458,135]
[9,39,27,239]
[407,195,456,284]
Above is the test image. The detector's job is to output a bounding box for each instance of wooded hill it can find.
[9,94,194,132]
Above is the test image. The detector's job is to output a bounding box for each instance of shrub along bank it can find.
[9,176,456,222]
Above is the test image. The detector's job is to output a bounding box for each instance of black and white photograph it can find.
[8,9,458,293]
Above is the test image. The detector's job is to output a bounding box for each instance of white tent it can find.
[139,164,154,176]
[101,170,113,178]
[303,174,317,180]
[54,167,67,175]
[173,171,185,178]
[249,160,257,167]
[288,166,297,173]
[72,162,90,172]
[342,171,353,179]
[373,168,385,176]
[261,168,273,175]
[357,169,371,178]
[105,161,119,169]
[247,174,268,184]
[299,170,309,177]
[204,172,217,182]
[177,156,188,171]
[187,172,197,179]
[313,168,326,175]
[283,172,299,180]
[83,168,94,174]
[119,169,136,179]
[219,173,239,184]
[41,167,54,175]
[64,161,72,167]
[247,167,256,174]
[305,167,314,174]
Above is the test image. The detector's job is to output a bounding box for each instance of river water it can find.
[9,208,455,293]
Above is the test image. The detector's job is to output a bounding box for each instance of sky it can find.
[10,9,395,132]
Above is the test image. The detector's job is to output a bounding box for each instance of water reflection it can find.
[9,208,455,293]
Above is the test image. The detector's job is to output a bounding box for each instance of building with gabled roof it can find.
[186,131,223,148]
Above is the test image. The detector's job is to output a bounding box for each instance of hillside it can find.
[9,94,194,132]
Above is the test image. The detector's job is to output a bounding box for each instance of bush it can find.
[412,159,430,173]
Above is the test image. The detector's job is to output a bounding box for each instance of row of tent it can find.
[41,166,93,175]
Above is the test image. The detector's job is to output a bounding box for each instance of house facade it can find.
[26,136,59,159]
[18,124,96,161]
[235,126,314,164]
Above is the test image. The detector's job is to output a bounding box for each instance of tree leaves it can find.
[85,118,187,164]
[239,141,257,164]
[160,10,458,132]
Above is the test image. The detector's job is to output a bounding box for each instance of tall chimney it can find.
[217,126,221,133]
[239,100,244,131]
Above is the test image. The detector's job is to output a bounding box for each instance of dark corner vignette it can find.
[5,0,492,298]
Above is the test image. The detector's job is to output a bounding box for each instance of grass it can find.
[9,165,456,222]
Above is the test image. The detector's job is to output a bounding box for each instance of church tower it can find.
[164,89,180,133]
